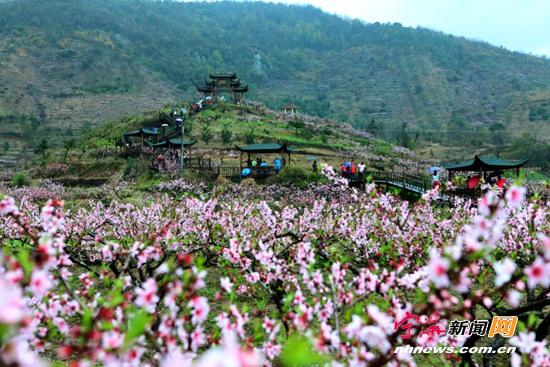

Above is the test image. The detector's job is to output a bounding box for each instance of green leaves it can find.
[280,335,326,366]
[125,310,153,344]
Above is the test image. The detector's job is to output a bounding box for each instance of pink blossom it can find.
[0,281,26,324]
[190,325,205,352]
[510,331,538,354]
[220,277,234,293]
[102,331,123,349]
[28,270,53,296]
[359,325,391,353]
[524,257,550,288]
[0,196,18,215]
[427,249,450,288]
[188,297,210,325]
[134,278,160,313]
[494,258,517,287]
[505,186,526,208]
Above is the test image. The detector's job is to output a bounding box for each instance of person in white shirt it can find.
[358,162,366,180]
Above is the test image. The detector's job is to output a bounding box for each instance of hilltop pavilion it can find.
[280,102,300,115]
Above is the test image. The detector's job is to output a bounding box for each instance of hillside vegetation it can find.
[0,0,550,166]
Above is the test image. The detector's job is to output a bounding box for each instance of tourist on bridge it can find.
[260,161,268,173]
[350,162,356,179]
[432,172,440,190]
[341,163,346,178]
[358,162,366,180]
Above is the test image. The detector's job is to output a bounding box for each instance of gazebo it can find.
[441,156,531,182]
[121,128,161,149]
[235,143,296,171]
[280,102,300,115]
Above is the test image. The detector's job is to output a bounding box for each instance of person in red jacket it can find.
[350,163,356,180]
[341,163,346,178]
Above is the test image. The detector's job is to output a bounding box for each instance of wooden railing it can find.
[344,171,483,200]
[215,165,279,178]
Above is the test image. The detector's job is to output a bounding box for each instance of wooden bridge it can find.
[346,171,480,200]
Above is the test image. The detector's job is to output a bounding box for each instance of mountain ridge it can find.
[0,0,549,149]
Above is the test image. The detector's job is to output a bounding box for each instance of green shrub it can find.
[267,164,308,185]
[307,172,321,183]
[123,157,140,179]
[13,172,28,187]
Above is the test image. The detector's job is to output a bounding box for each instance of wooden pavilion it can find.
[280,102,300,115]
[235,143,296,171]
[196,72,250,103]
[441,156,531,182]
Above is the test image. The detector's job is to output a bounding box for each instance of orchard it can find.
[1,165,550,367]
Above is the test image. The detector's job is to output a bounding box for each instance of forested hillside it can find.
[1,0,550,163]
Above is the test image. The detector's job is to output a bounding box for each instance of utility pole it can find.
[180,121,185,176]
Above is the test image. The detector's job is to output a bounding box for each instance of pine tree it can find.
[33,138,49,159]
[365,118,378,137]
[398,122,410,148]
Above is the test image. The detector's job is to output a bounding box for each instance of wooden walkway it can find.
[347,171,480,201]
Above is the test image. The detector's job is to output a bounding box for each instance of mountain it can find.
[0,0,550,151]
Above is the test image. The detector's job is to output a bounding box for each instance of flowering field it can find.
[0,166,549,367]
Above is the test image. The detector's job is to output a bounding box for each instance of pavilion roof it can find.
[234,143,296,154]
[441,156,531,171]
[122,128,160,136]
[147,139,197,148]
[280,102,300,110]
[208,72,237,79]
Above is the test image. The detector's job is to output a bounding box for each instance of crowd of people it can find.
[241,157,284,176]
[169,97,215,122]
[245,157,284,173]
[340,162,366,180]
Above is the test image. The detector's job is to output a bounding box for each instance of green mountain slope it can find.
[0,0,549,146]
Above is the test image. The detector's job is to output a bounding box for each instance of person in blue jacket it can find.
[274,157,281,171]
[260,161,268,173]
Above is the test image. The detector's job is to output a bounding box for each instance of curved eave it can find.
[196,85,214,93]
[232,84,249,92]
[208,72,237,79]
[441,156,531,171]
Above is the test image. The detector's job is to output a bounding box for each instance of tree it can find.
[220,119,234,145]
[2,141,9,154]
[19,113,41,142]
[220,128,233,145]
[244,131,255,145]
[33,138,49,159]
[201,129,214,145]
[62,139,76,161]
[397,122,411,148]
[289,118,305,134]
[365,118,378,137]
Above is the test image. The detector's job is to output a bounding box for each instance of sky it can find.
[182,0,550,57]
